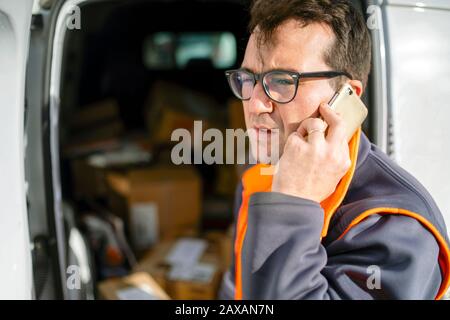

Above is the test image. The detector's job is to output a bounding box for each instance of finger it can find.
[319,103,346,145]
[285,131,307,151]
[297,117,327,137]
[297,117,327,144]
[307,129,326,144]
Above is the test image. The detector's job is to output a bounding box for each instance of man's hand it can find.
[271,103,351,203]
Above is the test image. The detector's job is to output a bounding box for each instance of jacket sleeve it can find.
[221,191,442,300]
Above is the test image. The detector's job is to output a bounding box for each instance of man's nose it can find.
[246,82,274,114]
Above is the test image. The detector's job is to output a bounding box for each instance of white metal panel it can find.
[385,5,450,234]
[0,0,33,299]
[387,0,450,10]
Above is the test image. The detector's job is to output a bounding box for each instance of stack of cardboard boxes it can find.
[106,166,202,251]
[94,162,233,299]
[97,226,233,300]
[97,231,232,300]
[67,87,238,300]
[133,238,221,300]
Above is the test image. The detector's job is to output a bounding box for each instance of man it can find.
[220,0,450,300]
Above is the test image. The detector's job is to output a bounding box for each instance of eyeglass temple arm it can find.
[300,71,353,79]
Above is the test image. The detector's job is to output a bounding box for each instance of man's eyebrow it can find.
[240,65,254,72]
[239,66,301,74]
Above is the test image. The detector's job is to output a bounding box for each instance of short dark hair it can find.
[249,0,372,90]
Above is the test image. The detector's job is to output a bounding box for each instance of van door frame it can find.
[42,0,101,300]
[364,0,390,153]
[26,0,74,299]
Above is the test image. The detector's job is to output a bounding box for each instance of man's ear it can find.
[348,79,363,97]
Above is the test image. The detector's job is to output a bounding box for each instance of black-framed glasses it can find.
[225,69,352,104]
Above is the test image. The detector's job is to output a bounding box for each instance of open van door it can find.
[382,0,450,236]
[24,0,95,300]
[0,0,34,299]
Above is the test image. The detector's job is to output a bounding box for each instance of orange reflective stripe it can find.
[234,164,272,300]
[338,207,450,300]
[234,128,362,300]
[320,127,361,238]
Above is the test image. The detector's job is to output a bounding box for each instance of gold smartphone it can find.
[327,83,368,142]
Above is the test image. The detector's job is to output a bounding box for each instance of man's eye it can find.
[236,74,251,82]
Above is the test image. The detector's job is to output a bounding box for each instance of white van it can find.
[0,0,449,299]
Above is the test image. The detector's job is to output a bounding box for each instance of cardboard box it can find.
[70,142,151,199]
[133,238,223,300]
[133,242,173,290]
[71,99,121,129]
[170,252,222,300]
[215,165,238,197]
[97,272,170,300]
[69,99,124,144]
[144,81,221,146]
[151,109,198,146]
[106,166,202,250]
[205,227,234,271]
[71,158,110,199]
[63,137,122,159]
[71,120,124,143]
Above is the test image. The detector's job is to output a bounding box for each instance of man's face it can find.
[241,19,337,162]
